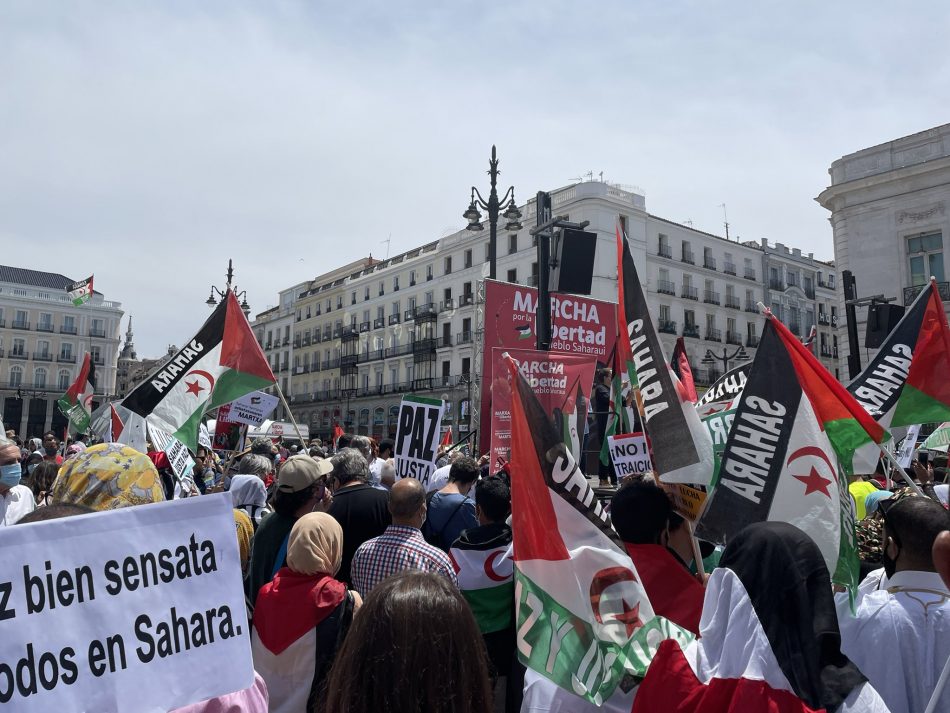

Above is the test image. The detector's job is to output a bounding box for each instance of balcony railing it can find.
[726,331,743,345]
[36,323,54,333]
[745,300,759,313]
[904,281,950,306]
[703,290,720,305]
[804,286,816,300]
[703,256,717,270]
[769,279,784,291]
[817,278,835,290]
[657,279,676,296]
[705,328,722,342]
[374,317,385,329]
[12,321,30,330]
[459,294,475,307]
[527,274,539,286]
[341,328,359,342]
[457,331,474,344]
[389,314,401,325]
[723,262,736,276]
[746,335,759,348]
[681,285,698,300]
[412,304,438,320]
[657,245,672,259]
[34,352,53,362]
[683,325,700,338]
[681,250,695,265]
[440,299,455,312]
[9,351,28,360]
[440,335,453,347]
[725,295,740,309]
[58,354,76,363]
[820,346,833,357]
[658,320,677,334]
[744,269,756,281]
[359,322,370,333]
[293,338,301,348]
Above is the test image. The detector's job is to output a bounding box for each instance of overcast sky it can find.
[3,2,949,356]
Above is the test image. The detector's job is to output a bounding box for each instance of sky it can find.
[2,1,949,357]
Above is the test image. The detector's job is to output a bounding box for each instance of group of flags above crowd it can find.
[50,234,950,707]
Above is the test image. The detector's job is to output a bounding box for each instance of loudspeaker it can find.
[549,228,597,295]
[865,303,905,349]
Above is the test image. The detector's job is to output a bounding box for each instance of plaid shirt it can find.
[351,525,458,597]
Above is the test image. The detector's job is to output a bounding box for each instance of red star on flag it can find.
[185,380,205,397]
[793,466,833,498]
[614,599,644,638]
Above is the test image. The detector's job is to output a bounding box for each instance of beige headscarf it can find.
[286,512,343,576]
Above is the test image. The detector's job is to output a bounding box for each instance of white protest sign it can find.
[897,423,922,468]
[148,426,196,481]
[0,495,253,712]
[394,394,444,486]
[607,432,652,478]
[226,391,279,428]
[198,423,213,451]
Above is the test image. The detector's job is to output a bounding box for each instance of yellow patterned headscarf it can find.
[233,509,253,572]
[51,443,164,511]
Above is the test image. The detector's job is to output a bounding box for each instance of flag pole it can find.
[686,520,706,578]
[924,653,950,713]
[879,446,925,496]
[272,381,306,445]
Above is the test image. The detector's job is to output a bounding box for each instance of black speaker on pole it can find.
[548,228,597,296]
[864,302,905,349]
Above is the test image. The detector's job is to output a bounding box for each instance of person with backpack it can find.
[423,456,479,552]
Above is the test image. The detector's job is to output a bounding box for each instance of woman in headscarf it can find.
[229,474,269,530]
[50,443,164,511]
[251,512,360,713]
[633,522,890,713]
[27,460,59,507]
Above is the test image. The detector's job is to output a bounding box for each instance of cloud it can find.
[2,1,949,355]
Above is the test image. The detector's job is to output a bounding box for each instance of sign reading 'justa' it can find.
[394,394,444,486]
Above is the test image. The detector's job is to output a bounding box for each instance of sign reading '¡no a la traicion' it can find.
[394,394,444,486]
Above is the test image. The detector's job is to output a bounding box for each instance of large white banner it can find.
[394,394,444,487]
[0,495,253,712]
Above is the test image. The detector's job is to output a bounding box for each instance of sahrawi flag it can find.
[618,228,714,484]
[66,275,94,306]
[57,353,96,431]
[600,228,635,466]
[123,292,275,450]
[696,311,888,597]
[507,354,692,706]
[848,277,950,471]
[449,526,514,636]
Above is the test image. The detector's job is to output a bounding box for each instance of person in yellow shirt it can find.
[848,474,880,520]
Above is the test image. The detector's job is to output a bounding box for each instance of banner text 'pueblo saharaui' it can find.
[0,495,253,712]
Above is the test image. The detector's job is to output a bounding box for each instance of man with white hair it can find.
[0,436,35,525]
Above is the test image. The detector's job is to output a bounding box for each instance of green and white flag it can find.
[506,354,692,706]
[66,275,94,306]
[122,293,275,451]
[56,353,96,432]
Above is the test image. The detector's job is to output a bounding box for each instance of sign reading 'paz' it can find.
[394,394,444,486]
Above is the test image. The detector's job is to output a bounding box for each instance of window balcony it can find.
[34,352,53,362]
[820,345,833,358]
[440,299,455,312]
[389,314,401,325]
[746,335,759,348]
[904,281,950,306]
[58,354,76,363]
[769,279,785,291]
[412,304,438,321]
[359,322,370,333]
[36,323,54,333]
[705,328,722,342]
[681,285,698,300]
[681,250,695,265]
[725,296,740,309]
[9,351,28,360]
[744,268,756,281]
[703,291,720,305]
[657,245,672,259]
[457,331,474,344]
[658,320,677,334]
[745,300,759,313]
[12,321,30,330]
[723,262,736,276]
[703,257,717,271]
[374,317,385,329]
[459,294,475,307]
[90,329,107,338]
[657,279,676,296]
[726,331,743,346]
[683,325,700,338]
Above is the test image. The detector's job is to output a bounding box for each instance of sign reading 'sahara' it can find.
[394,394,444,486]
[0,495,253,712]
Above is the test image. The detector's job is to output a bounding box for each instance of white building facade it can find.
[0,266,123,439]
[817,123,950,378]
[253,181,837,447]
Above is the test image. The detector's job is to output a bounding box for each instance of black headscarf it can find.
[719,522,865,712]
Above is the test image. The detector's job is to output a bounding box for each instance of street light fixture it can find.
[702,345,750,375]
[206,258,251,318]
[462,145,521,279]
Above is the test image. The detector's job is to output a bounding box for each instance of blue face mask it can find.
[0,463,22,488]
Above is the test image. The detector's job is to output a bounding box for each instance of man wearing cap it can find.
[246,453,333,607]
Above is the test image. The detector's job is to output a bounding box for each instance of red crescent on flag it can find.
[483,550,510,582]
[184,369,216,395]
[589,566,638,624]
[786,445,834,473]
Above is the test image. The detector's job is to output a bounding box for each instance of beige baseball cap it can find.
[277,454,333,493]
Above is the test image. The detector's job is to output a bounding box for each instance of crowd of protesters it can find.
[1,422,948,713]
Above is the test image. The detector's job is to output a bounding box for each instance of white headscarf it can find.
[229,475,268,526]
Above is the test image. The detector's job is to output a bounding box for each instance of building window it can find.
[426,264,433,281]
[364,286,370,301]
[12,338,25,357]
[444,256,453,275]
[34,368,47,389]
[462,357,471,374]
[907,231,945,285]
[658,233,670,258]
[393,276,400,291]
[464,249,473,268]
[410,270,416,286]
[619,215,628,235]
[508,235,518,254]
[379,281,385,296]
[507,268,517,283]
[9,366,23,387]
[351,291,357,305]
[337,295,343,309]
[58,370,70,390]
